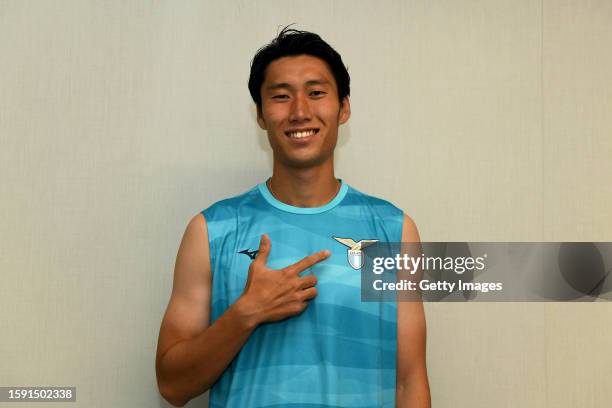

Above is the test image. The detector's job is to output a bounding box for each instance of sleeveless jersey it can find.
[202,180,404,408]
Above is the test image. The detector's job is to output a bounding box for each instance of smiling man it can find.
[155,27,430,407]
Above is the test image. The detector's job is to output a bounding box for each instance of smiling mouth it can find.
[285,129,320,139]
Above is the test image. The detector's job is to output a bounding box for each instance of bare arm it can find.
[155,214,251,406]
[396,215,431,407]
[155,214,329,407]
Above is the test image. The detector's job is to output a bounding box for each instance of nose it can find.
[289,93,312,123]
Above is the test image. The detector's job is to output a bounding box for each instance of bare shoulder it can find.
[402,213,421,243]
[172,213,210,298]
[156,213,211,362]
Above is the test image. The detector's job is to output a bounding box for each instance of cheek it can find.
[262,106,287,127]
[317,104,342,122]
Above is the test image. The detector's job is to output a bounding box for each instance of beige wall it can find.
[1,1,610,407]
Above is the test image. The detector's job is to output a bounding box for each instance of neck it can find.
[268,160,339,207]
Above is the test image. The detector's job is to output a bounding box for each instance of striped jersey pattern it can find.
[202,180,403,408]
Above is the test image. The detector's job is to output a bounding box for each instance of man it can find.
[156,27,430,407]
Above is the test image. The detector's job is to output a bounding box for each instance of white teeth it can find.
[288,129,317,138]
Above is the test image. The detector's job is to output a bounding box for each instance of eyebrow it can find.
[265,79,331,91]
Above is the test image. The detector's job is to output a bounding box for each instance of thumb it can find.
[255,234,271,265]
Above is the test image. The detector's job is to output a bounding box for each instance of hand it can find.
[236,234,330,326]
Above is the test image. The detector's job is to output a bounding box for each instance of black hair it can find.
[248,25,350,109]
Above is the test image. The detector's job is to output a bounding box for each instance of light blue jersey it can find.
[202,180,404,408]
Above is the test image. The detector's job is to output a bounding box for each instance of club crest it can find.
[333,236,379,270]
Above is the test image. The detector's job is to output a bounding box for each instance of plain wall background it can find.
[1,1,611,407]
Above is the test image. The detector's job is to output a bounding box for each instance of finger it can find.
[301,287,318,301]
[255,234,271,265]
[298,274,318,289]
[286,250,330,274]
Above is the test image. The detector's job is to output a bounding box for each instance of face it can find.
[257,54,350,169]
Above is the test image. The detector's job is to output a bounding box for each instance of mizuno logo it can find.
[238,249,259,260]
[333,237,379,270]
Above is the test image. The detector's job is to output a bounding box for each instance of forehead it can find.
[263,55,337,88]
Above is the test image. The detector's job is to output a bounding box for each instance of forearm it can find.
[156,299,258,406]
[396,370,431,408]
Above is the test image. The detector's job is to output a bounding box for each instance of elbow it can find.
[157,368,188,407]
[156,355,212,406]
[157,370,211,407]
[158,384,187,407]
[156,355,187,407]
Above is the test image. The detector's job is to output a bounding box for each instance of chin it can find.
[279,153,332,169]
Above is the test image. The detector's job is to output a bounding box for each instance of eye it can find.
[310,90,326,97]
[272,94,289,99]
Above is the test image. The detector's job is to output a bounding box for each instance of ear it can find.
[256,105,267,130]
[338,96,351,125]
